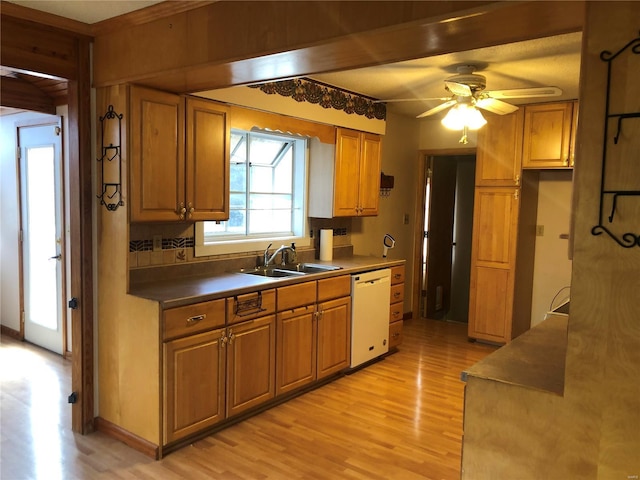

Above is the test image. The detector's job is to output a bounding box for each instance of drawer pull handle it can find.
[393,311,401,316]
[394,274,402,279]
[393,292,401,298]
[186,314,206,325]
[235,292,265,316]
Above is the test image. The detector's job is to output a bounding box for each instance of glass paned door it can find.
[19,122,64,355]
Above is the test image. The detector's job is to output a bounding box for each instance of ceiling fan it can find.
[384,64,562,143]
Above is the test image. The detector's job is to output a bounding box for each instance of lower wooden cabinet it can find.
[226,315,276,417]
[163,328,226,444]
[389,265,405,349]
[317,296,351,379]
[276,305,317,395]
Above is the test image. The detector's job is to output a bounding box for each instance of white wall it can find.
[0,112,46,331]
[418,116,479,150]
[0,109,70,339]
[530,170,573,326]
[350,111,420,314]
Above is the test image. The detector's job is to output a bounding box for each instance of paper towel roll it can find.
[319,229,333,261]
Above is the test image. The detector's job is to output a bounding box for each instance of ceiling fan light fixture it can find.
[440,103,487,131]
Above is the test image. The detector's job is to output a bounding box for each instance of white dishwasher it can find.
[350,269,391,368]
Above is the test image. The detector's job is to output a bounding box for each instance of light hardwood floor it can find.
[0,319,496,480]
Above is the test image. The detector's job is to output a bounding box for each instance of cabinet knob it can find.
[514,174,520,186]
[514,189,519,200]
[228,329,235,345]
[177,202,186,220]
[187,202,194,218]
[220,332,228,347]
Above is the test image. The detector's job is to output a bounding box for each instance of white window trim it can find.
[194,131,310,257]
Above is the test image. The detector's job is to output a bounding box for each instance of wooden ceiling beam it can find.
[93,1,584,94]
[0,75,56,115]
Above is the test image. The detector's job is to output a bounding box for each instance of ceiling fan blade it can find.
[476,97,519,115]
[375,96,451,103]
[445,80,472,97]
[486,86,562,99]
[416,100,457,119]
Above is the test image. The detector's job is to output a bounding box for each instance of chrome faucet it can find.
[264,243,296,267]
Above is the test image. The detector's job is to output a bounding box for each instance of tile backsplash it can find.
[129,217,352,270]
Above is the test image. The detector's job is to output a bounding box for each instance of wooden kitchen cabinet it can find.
[162,298,226,444]
[475,110,524,187]
[468,180,538,343]
[522,101,576,169]
[276,281,318,395]
[309,128,381,217]
[226,314,276,417]
[389,265,405,349]
[164,328,225,444]
[129,85,230,222]
[276,305,317,394]
[317,295,351,378]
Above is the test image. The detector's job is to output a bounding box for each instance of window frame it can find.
[195,129,310,257]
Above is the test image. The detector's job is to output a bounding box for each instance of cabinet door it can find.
[185,97,230,221]
[130,85,185,222]
[317,296,351,379]
[475,110,523,187]
[522,102,574,169]
[468,187,520,343]
[333,128,361,216]
[358,132,381,216]
[276,306,317,395]
[164,327,225,444]
[226,315,276,417]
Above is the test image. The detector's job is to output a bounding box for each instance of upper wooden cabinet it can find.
[475,110,524,187]
[129,85,230,222]
[522,101,576,169]
[309,128,381,218]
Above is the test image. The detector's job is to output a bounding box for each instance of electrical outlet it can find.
[153,234,162,252]
[403,213,410,225]
[536,225,545,236]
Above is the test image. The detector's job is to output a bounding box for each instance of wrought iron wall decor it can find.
[591,32,640,248]
[249,78,386,120]
[97,105,124,211]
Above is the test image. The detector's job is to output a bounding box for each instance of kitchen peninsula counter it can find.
[462,314,568,395]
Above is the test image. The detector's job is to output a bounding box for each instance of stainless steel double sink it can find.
[238,263,342,278]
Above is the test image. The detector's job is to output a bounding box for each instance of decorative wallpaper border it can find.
[249,78,386,120]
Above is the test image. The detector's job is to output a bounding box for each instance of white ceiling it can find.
[9,0,164,24]
[309,32,582,118]
[7,1,582,119]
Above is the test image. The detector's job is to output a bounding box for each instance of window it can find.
[195,129,308,256]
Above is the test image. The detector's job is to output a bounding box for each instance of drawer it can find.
[389,301,403,323]
[389,320,403,349]
[390,283,404,304]
[163,299,226,341]
[390,265,405,285]
[277,281,317,311]
[317,275,351,302]
[226,289,276,325]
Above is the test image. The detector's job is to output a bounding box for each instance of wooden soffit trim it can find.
[93,1,584,93]
[0,75,56,114]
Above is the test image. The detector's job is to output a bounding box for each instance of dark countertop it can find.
[129,255,405,309]
[462,314,568,395]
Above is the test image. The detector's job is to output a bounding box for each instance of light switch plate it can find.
[153,235,162,252]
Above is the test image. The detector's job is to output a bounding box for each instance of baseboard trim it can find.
[94,417,159,459]
[1,325,22,340]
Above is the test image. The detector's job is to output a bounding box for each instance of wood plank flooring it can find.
[0,319,496,480]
